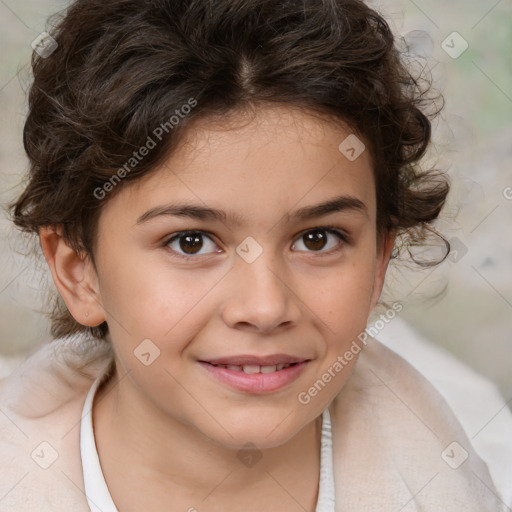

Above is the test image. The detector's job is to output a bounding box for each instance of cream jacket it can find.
[0,335,504,511]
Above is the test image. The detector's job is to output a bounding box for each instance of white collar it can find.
[80,375,118,512]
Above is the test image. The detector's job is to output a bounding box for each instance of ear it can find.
[369,230,396,312]
[39,225,106,327]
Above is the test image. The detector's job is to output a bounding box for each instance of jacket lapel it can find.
[328,337,502,511]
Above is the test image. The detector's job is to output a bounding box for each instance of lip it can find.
[201,354,308,366]
[198,360,310,394]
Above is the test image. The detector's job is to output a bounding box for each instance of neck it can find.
[92,364,323,508]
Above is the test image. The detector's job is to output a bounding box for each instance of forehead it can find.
[102,105,376,228]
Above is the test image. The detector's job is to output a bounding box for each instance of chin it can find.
[201,409,311,451]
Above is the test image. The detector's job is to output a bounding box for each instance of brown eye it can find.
[179,233,203,254]
[166,231,219,257]
[292,227,346,253]
[304,230,328,251]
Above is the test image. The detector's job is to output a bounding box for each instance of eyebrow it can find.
[135,194,368,226]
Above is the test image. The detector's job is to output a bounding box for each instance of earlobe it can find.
[39,225,106,327]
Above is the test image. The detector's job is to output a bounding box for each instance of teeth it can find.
[242,365,260,374]
[210,363,294,373]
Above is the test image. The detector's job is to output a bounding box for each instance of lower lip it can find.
[198,361,308,393]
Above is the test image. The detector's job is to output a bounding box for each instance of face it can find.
[68,106,392,450]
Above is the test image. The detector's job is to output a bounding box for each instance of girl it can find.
[0,0,504,510]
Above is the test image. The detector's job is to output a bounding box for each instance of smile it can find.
[198,359,310,393]
[207,362,297,373]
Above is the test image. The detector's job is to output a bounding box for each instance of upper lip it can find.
[200,354,310,366]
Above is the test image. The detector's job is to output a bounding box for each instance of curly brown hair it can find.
[10,0,449,343]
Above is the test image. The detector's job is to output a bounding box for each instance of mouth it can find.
[202,361,302,373]
[198,354,311,393]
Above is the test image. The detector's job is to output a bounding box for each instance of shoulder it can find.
[0,335,112,417]
[0,336,112,511]
[329,337,504,511]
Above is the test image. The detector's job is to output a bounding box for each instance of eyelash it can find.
[162,225,350,261]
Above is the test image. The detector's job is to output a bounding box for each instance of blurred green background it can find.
[0,0,511,401]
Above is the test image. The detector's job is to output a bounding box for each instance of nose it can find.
[221,251,302,334]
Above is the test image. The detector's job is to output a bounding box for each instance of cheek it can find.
[97,251,225,340]
[309,256,376,335]
[296,257,376,406]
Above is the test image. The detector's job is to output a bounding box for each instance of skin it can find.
[40,105,395,512]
